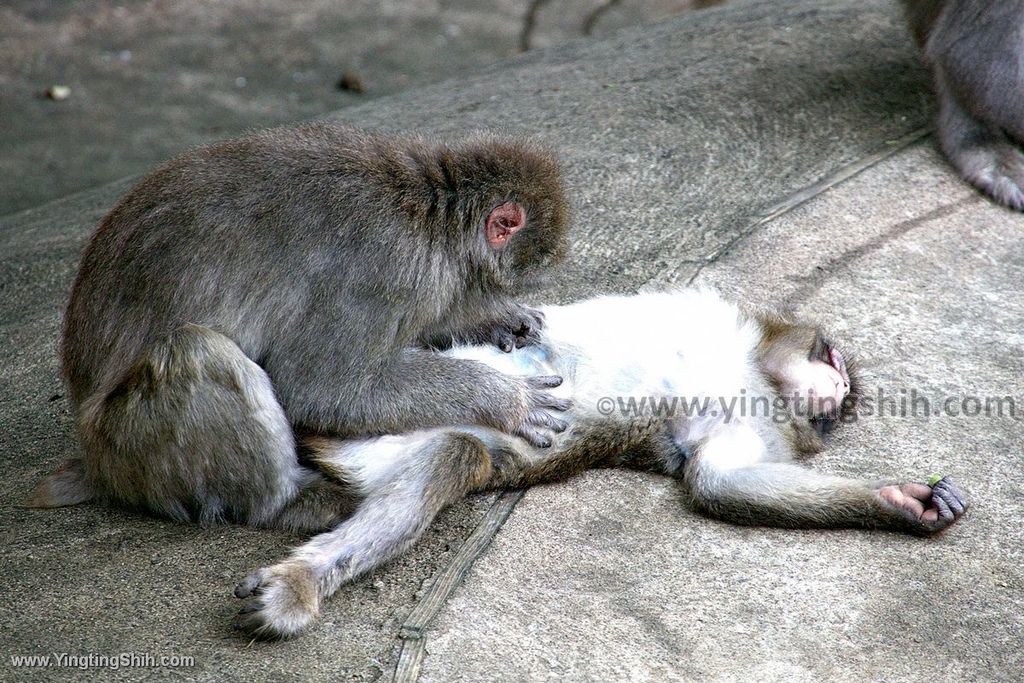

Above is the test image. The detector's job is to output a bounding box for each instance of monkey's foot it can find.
[877,477,969,534]
[949,137,1024,211]
[233,561,320,639]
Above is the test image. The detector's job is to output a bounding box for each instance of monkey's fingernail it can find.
[551,420,567,433]
[515,336,527,348]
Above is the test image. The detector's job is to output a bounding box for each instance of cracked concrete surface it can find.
[0,0,715,216]
[1,0,1020,680]
[419,138,1024,683]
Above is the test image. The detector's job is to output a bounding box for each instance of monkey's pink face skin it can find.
[486,202,526,248]
[778,348,851,416]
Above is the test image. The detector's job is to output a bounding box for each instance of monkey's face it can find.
[759,321,859,432]
[778,344,850,412]
[806,331,859,433]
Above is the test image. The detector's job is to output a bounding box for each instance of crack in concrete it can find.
[786,194,982,302]
[391,491,525,683]
[647,127,934,288]
[519,0,553,52]
[582,0,624,36]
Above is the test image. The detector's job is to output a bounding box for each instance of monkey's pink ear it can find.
[486,202,526,248]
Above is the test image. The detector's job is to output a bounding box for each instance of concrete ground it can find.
[0,0,716,216]
[2,0,1021,681]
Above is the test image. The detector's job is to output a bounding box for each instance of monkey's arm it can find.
[270,347,569,448]
[681,425,968,534]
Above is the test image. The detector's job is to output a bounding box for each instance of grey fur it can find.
[30,122,572,523]
[902,0,1024,209]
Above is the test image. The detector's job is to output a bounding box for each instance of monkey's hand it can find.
[506,375,572,449]
[876,477,969,534]
[474,305,546,353]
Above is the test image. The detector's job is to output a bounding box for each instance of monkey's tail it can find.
[25,458,94,508]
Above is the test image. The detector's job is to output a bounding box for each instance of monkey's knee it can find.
[80,325,299,525]
[428,432,493,494]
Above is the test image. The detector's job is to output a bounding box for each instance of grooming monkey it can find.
[233,288,968,638]
[30,122,572,530]
[901,0,1024,209]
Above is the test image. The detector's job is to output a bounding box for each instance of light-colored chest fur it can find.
[447,288,768,448]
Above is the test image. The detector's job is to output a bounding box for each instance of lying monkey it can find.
[231,287,968,638]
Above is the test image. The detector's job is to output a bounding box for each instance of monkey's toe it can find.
[234,568,268,599]
[516,426,553,449]
[233,561,320,639]
[528,409,568,434]
[545,397,573,413]
[497,332,518,353]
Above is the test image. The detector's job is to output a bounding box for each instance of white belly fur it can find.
[320,288,767,485]
[445,287,763,447]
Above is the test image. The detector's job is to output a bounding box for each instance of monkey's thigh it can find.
[80,324,303,525]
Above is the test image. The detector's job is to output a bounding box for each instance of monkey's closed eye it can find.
[827,347,849,383]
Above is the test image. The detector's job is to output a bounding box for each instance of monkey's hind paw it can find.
[951,138,1024,211]
[972,165,1024,211]
[233,561,320,639]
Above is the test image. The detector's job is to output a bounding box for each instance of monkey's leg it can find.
[233,431,491,639]
[932,67,1024,210]
[483,417,670,489]
[682,425,968,534]
[30,324,346,530]
[234,420,656,638]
